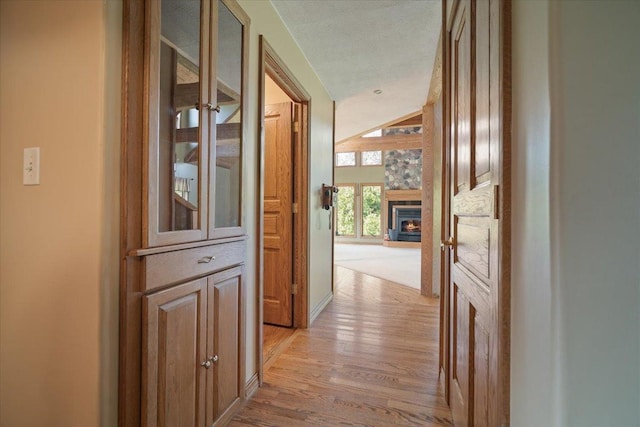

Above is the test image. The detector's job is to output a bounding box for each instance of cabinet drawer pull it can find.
[198,256,216,264]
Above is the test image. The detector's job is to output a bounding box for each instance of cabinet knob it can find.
[205,103,221,113]
[210,355,219,364]
[198,255,216,264]
[201,360,212,369]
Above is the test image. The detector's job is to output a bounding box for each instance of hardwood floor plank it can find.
[230,266,452,426]
[263,324,298,371]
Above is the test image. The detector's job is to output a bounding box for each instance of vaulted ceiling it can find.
[270,0,442,142]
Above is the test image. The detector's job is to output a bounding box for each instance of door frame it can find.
[256,36,310,385]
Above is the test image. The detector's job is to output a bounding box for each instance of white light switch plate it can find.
[23,147,40,185]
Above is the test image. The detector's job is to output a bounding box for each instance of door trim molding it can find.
[257,36,310,385]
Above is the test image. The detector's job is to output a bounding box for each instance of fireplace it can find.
[392,205,422,242]
[383,189,422,247]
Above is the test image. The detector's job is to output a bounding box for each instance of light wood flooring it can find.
[263,324,298,372]
[229,266,452,426]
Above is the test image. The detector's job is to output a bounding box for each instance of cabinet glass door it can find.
[147,0,210,246]
[211,0,245,237]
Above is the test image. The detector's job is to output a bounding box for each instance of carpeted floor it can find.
[333,243,421,289]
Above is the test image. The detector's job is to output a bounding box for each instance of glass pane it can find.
[361,185,382,237]
[336,152,356,167]
[336,186,355,236]
[361,150,382,166]
[362,185,382,237]
[159,0,201,232]
[383,126,423,136]
[215,0,243,228]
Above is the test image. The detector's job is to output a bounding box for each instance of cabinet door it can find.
[146,0,211,247]
[143,278,207,427]
[206,266,244,426]
[209,0,249,239]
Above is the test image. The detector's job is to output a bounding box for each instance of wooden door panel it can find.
[143,279,207,427]
[453,0,471,195]
[446,0,510,425]
[209,269,242,423]
[214,276,240,417]
[263,102,293,326]
[474,0,491,185]
[455,216,491,284]
[451,283,470,427]
[473,316,490,427]
[452,274,492,427]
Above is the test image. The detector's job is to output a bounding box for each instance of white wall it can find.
[237,0,335,373]
[0,1,121,425]
[550,2,640,425]
[511,1,556,425]
[512,1,640,425]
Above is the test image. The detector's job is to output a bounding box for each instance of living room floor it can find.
[333,243,421,289]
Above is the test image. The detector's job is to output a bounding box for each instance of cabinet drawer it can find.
[143,240,245,291]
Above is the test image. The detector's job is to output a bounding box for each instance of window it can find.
[361,184,382,237]
[336,152,356,167]
[362,129,382,138]
[335,185,356,236]
[334,183,383,239]
[361,150,382,166]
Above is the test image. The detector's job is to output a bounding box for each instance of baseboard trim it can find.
[244,372,259,399]
[309,292,333,324]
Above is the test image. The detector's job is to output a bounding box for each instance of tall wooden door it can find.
[445,0,510,425]
[263,102,294,326]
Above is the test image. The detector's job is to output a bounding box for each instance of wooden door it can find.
[142,278,207,427]
[263,102,294,326]
[208,267,243,426]
[445,0,510,425]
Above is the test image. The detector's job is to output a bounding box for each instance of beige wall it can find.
[0,1,121,426]
[264,74,291,104]
[1,2,334,424]
[236,0,335,375]
[335,164,385,184]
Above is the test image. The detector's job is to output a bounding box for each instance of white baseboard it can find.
[309,292,333,324]
[244,372,259,399]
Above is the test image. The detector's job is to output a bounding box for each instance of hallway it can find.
[229,266,452,426]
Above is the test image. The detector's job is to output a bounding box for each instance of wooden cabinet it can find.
[143,267,244,427]
[207,267,243,425]
[143,279,208,427]
[119,0,250,425]
[145,0,248,247]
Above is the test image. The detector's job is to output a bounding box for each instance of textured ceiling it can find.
[270,0,441,141]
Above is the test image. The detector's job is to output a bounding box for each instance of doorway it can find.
[257,36,310,384]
